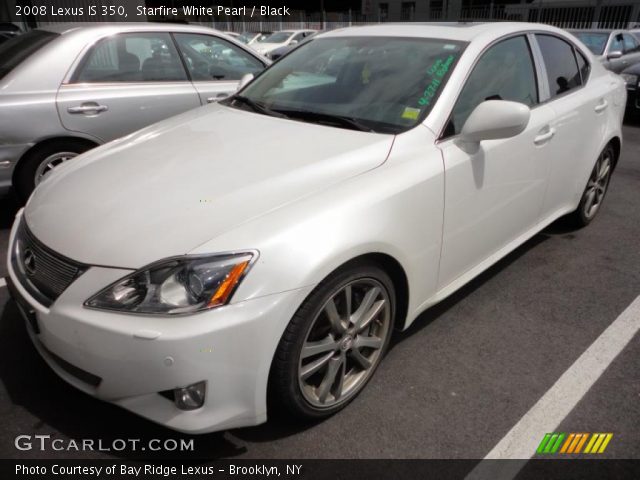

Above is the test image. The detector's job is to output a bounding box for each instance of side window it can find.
[623,34,639,53]
[74,33,187,83]
[174,33,264,81]
[609,33,624,54]
[292,33,305,43]
[536,35,582,98]
[446,35,538,136]
[575,49,590,84]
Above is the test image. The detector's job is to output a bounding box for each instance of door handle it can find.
[594,100,608,113]
[67,104,108,114]
[206,93,229,103]
[534,127,555,145]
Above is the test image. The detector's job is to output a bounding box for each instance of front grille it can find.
[11,219,87,306]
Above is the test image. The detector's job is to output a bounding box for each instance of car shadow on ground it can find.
[0,205,580,458]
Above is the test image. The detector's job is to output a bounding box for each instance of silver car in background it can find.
[571,29,640,73]
[0,23,268,199]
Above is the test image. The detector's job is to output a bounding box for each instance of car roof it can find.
[277,29,315,34]
[320,22,567,42]
[38,22,220,35]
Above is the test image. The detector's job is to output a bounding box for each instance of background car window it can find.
[447,35,537,136]
[174,33,263,81]
[536,35,582,98]
[573,32,608,55]
[609,33,624,53]
[263,32,293,43]
[623,34,639,53]
[292,33,305,43]
[74,32,187,83]
[575,49,590,83]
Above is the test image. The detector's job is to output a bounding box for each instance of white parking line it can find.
[0,277,6,288]
[467,295,640,479]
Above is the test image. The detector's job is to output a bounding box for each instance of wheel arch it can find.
[608,135,621,170]
[12,135,100,185]
[335,252,410,333]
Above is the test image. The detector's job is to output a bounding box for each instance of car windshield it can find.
[263,32,294,43]
[227,36,465,134]
[0,30,58,79]
[573,32,609,55]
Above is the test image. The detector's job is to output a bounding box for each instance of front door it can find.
[173,33,266,105]
[437,35,555,289]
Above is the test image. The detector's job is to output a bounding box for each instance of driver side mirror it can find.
[237,73,254,91]
[460,100,530,147]
[290,39,298,45]
[607,50,623,60]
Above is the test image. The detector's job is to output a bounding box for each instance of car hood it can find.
[24,104,394,268]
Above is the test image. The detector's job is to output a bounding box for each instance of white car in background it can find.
[7,23,625,433]
[238,31,272,45]
[252,29,317,55]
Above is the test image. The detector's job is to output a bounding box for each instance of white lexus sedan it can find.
[7,23,625,434]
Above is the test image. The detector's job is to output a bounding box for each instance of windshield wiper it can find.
[272,109,375,132]
[231,95,289,119]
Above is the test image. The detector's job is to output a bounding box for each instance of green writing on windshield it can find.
[418,54,456,107]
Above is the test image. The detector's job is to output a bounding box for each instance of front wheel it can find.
[566,144,614,228]
[270,263,395,419]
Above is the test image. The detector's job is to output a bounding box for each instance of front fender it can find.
[190,127,445,329]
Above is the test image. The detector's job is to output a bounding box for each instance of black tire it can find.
[269,261,396,420]
[14,139,93,201]
[565,143,615,228]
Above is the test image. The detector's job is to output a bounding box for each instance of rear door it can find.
[173,33,266,104]
[56,31,201,143]
[534,34,613,216]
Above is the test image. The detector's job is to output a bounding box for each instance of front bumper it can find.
[7,212,313,433]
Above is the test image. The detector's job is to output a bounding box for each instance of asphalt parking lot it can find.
[0,118,639,462]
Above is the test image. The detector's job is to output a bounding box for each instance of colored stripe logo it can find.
[536,433,613,454]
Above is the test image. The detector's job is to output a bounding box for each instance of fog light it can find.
[174,381,206,410]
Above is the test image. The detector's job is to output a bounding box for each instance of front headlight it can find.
[85,252,256,315]
[620,73,639,87]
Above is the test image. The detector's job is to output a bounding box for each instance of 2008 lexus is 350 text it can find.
[6,23,625,433]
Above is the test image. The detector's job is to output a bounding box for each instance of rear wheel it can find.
[14,139,93,201]
[270,263,395,419]
[566,144,614,228]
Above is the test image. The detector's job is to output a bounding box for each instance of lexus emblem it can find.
[23,248,36,276]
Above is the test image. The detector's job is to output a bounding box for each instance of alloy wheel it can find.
[582,149,612,220]
[34,151,78,185]
[298,278,391,408]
